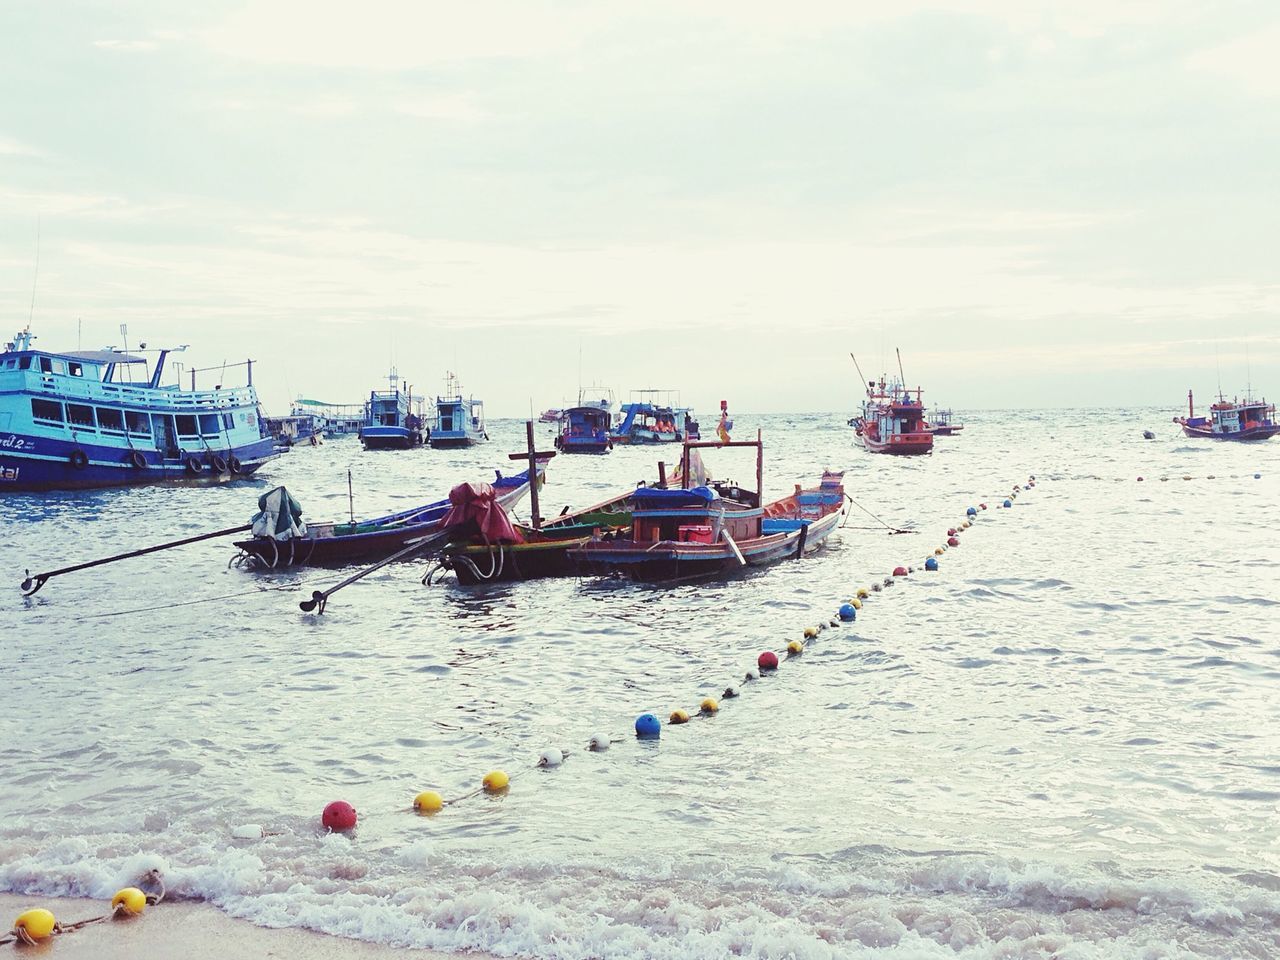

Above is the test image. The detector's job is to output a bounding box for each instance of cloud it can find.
[1187,22,1280,97]
[92,39,159,53]
[0,136,43,157]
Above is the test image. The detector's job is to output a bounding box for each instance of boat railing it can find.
[22,372,258,410]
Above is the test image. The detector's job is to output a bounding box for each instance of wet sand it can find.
[0,894,482,959]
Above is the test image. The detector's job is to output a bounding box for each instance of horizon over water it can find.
[1,409,1278,958]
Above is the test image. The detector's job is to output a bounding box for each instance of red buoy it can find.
[893,566,908,577]
[758,651,780,671]
[1136,477,1144,482]
[947,536,960,547]
[947,528,957,537]
[979,503,987,510]
[322,800,357,832]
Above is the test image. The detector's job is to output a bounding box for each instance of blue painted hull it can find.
[1180,422,1279,441]
[360,426,423,449]
[429,432,482,449]
[0,434,277,492]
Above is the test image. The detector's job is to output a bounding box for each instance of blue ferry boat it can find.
[610,391,699,445]
[0,327,277,492]
[430,373,487,448]
[358,370,425,450]
[555,405,613,454]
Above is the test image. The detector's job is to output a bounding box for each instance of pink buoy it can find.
[979,503,987,510]
[322,800,357,832]
[947,536,960,547]
[946,528,957,537]
[758,651,780,671]
[893,566,908,577]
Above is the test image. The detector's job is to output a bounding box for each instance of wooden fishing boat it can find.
[849,350,933,455]
[430,372,487,448]
[1176,389,1278,441]
[232,465,541,568]
[359,369,425,449]
[433,488,637,584]
[568,435,845,582]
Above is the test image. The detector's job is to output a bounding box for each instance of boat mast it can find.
[1187,389,1194,419]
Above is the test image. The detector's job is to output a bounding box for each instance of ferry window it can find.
[68,362,83,377]
[175,415,199,437]
[1,359,11,369]
[199,413,221,435]
[67,404,96,428]
[222,413,234,430]
[31,399,63,422]
[39,357,52,374]
[19,357,31,370]
[96,408,125,432]
[53,360,67,376]
[125,410,151,434]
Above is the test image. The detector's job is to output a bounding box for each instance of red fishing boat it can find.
[1176,389,1278,441]
[849,349,933,455]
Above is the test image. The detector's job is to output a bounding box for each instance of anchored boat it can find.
[610,390,698,444]
[568,434,845,581]
[555,402,613,454]
[359,370,425,450]
[1176,389,1278,441]
[926,408,964,436]
[430,373,487,448]
[0,327,277,492]
[231,465,541,568]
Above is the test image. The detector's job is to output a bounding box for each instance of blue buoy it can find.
[925,556,938,571]
[838,603,857,622]
[1256,473,1262,479]
[634,713,661,739]
[1003,499,1012,508]
[966,506,977,516]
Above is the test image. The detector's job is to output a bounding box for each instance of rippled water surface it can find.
[2,410,1278,958]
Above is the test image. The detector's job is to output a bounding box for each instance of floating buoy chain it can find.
[4,876,160,946]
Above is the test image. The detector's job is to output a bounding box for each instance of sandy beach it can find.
[0,894,479,960]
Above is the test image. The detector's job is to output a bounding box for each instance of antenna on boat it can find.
[347,469,355,526]
[848,353,869,392]
[896,347,906,388]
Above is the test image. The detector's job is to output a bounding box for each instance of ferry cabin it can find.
[430,395,486,448]
[0,333,276,491]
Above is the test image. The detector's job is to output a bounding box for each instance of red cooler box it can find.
[678,525,715,544]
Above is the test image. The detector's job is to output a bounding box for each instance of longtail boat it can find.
[232,465,541,568]
[567,434,845,582]
[433,487,638,584]
[1176,389,1278,441]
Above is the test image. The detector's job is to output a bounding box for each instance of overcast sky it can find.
[2,1,1277,414]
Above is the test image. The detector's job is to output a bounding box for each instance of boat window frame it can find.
[66,403,97,430]
[199,413,222,436]
[18,356,31,370]
[96,406,126,434]
[68,361,84,378]
[30,398,65,424]
[125,410,152,436]
[222,412,234,431]
[175,414,200,438]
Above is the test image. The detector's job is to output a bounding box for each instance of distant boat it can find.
[555,404,613,454]
[849,349,933,456]
[1176,389,1278,441]
[610,389,696,444]
[538,408,563,423]
[430,372,487,448]
[292,398,364,437]
[569,434,845,581]
[359,369,425,450]
[926,408,964,436]
[0,326,278,491]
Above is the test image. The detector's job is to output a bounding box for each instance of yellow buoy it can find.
[856,588,869,599]
[413,791,444,814]
[14,908,57,942]
[849,597,862,610]
[482,770,509,793]
[935,548,944,556]
[669,708,690,724]
[803,626,818,639]
[700,697,719,714]
[787,639,804,655]
[112,887,147,917]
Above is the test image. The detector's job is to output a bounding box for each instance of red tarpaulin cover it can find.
[441,482,524,544]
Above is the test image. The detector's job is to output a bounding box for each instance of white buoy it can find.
[538,748,563,767]
[588,733,610,752]
[231,824,264,840]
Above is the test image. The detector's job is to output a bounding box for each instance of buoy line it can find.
[9,475,1039,950]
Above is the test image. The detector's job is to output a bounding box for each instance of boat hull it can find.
[569,508,841,582]
[860,432,934,455]
[0,435,277,492]
[429,435,480,449]
[360,427,423,449]
[928,425,963,436]
[1180,422,1279,441]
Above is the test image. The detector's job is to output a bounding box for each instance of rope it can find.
[69,573,339,621]
[843,494,916,534]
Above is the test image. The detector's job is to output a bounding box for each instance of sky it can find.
[1,0,1278,415]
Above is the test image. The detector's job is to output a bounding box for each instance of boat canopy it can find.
[632,485,719,508]
[251,487,308,541]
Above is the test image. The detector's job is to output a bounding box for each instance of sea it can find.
[1,411,1277,959]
